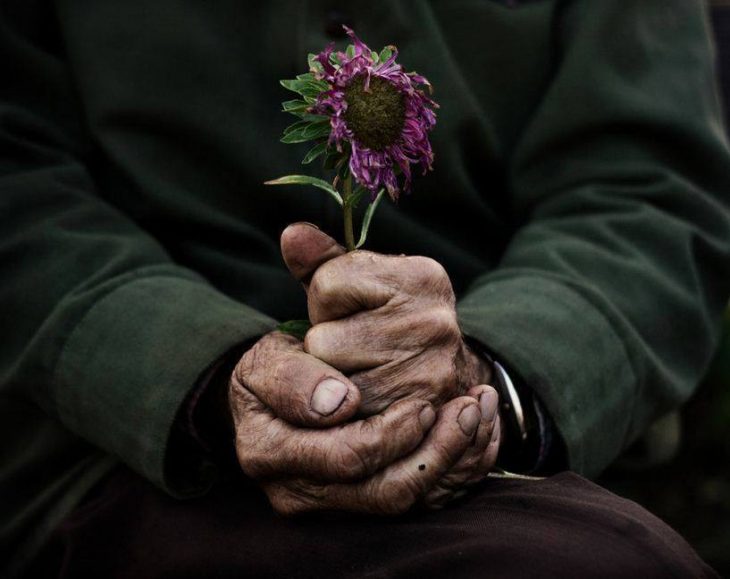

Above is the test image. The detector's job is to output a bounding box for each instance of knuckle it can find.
[236,447,269,479]
[333,441,371,481]
[308,261,340,308]
[379,476,419,515]
[421,307,461,343]
[268,489,305,517]
[303,325,327,358]
[235,344,259,384]
[235,331,295,386]
[269,480,328,516]
[424,484,454,509]
[416,357,459,404]
[409,256,451,289]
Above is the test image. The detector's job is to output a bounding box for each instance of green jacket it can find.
[2,0,729,575]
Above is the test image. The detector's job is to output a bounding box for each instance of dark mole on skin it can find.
[418,464,426,471]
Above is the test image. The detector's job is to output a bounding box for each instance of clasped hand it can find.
[229,223,501,514]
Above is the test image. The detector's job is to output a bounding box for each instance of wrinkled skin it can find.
[302,244,492,415]
[228,223,501,514]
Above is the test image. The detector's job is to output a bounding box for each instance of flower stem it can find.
[343,173,356,252]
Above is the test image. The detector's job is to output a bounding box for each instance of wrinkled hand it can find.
[279,223,502,507]
[280,223,493,415]
[229,331,495,513]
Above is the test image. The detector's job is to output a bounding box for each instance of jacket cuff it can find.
[457,273,636,478]
[53,272,277,498]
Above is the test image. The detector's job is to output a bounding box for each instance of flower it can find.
[268,28,439,252]
[310,27,438,200]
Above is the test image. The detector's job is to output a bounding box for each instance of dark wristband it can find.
[464,337,566,473]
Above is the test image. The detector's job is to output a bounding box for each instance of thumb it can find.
[280,222,345,287]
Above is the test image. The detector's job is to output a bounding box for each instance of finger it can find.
[233,331,360,427]
[479,412,501,474]
[304,306,461,373]
[307,253,451,323]
[235,396,437,483]
[349,354,462,416]
[423,385,500,508]
[280,222,345,286]
[275,396,482,515]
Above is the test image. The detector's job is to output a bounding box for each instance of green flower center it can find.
[344,75,406,150]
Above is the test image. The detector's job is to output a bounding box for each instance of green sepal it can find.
[355,189,385,249]
[346,185,366,209]
[323,150,341,170]
[346,45,355,59]
[308,53,323,73]
[264,174,343,206]
[323,142,350,171]
[277,319,312,340]
[280,121,331,144]
[302,141,328,165]
[379,46,394,63]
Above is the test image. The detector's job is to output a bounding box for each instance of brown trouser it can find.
[28,468,717,578]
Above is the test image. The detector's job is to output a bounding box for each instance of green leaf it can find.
[277,319,312,340]
[280,78,328,99]
[301,141,328,165]
[346,45,355,59]
[282,99,310,113]
[264,174,343,206]
[299,82,328,99]
[355,189,385,249]
[280,78,303,93]
[280,121,331,144]
[296,73,328,90]
[370,50,379,63]
[288,112,326,121]
[283,119,310,135]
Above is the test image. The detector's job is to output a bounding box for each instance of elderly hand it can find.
[229,331,493,514]
[278,223,502,507]
[280,223,493,415]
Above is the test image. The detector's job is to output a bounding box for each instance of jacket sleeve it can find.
[0,9,276,496]
[457,0,730,477]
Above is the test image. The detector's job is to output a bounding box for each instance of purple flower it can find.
[311,27,438,200]
[268,28,439,251]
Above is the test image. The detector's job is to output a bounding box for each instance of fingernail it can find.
[458,405,481,436]
[419,406,436,430]
[480,389,499,423]
[311,379,348,415]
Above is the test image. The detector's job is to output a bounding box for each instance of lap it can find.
[29,467,717,578]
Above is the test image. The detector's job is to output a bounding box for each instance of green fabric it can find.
[458,275,636,476]
[458,0,730,476]
[1,0,729,575]
[54,271,276,493]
